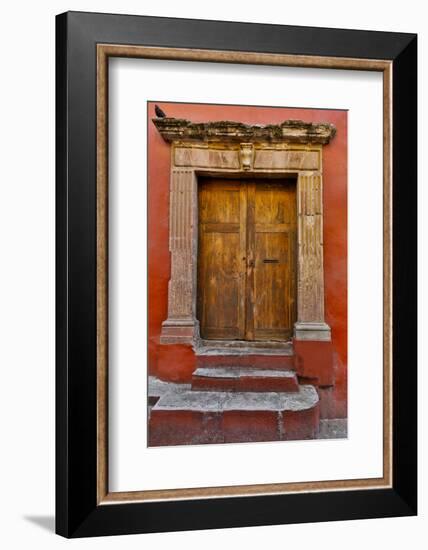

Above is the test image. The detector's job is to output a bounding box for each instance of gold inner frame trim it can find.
[96,43,392,504]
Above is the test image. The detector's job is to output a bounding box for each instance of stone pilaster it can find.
[294,173,331,341]
[160,169,199,343]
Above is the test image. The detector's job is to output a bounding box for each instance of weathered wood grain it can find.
[197,179,296,341]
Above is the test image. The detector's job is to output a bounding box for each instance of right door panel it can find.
[250,181,297,341]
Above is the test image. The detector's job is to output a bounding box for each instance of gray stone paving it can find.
[317,419,348,439]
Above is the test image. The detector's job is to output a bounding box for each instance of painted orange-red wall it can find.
[148,101,347,417]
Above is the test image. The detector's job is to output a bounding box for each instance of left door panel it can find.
[197,179,246,339]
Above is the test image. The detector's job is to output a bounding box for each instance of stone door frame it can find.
[152,117,336,346]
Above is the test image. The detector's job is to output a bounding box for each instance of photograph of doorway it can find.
[147,101,347,446]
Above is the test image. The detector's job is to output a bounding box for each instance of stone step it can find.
[149,385,319,446]
[196,340,294,355]
[196,353,295,370]
[192,366,299,392]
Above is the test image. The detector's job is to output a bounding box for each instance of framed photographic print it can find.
[56,11,417,537]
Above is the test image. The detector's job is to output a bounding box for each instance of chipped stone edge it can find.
[153,117,337,145]
[149,377,319,413]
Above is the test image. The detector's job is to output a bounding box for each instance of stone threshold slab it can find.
[195,340,294,356]
[152,385,318,413]
[193,367,296,379]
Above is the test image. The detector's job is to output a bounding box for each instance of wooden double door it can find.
[197,177,297,341]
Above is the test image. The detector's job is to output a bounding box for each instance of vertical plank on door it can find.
[239,184,248,338]
[245,182,256,340]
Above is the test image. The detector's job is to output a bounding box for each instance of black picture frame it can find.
[56,10,417,538]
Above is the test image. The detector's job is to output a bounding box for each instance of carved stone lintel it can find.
[174,146,240,169]
[174,144,321,171]
[153,117,336,145]
[254,149,319,170]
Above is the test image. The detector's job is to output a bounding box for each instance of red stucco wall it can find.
[148,101,347,417]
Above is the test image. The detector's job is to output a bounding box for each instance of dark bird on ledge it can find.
[155,105,166,118]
